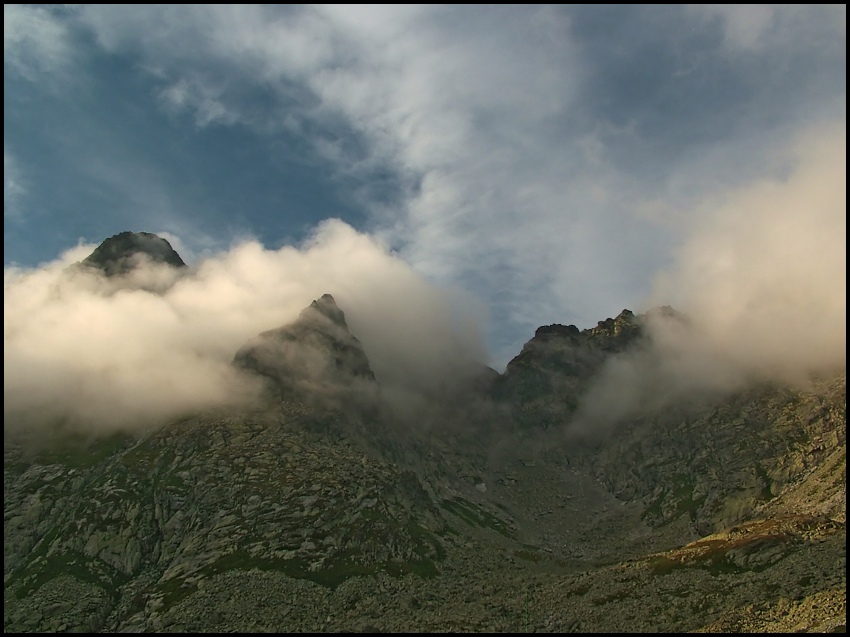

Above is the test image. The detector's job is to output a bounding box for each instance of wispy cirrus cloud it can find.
[4,147,27,222]
[4,4,77,81]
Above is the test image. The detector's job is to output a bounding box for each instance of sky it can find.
[4,4,846,388]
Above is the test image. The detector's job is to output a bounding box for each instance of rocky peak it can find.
[306,293,347,328]
[585,308,642,351]
[80,231,186,276]
[495,309,649,431]
[533,324,581,340]
[233,294,376,398]
[504,309,643,376]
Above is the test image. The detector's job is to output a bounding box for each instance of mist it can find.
[572,121,846,434]
[3,219,488,437]
[4,121,845,441]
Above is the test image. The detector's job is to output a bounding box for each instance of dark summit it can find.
[80,231,186,276]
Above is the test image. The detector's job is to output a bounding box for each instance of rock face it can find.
[493,308,644,430]
[79,231,186,276]
[233,293,376,398]
[3,237,846,633]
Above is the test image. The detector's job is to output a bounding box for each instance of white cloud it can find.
[689,4,846,53]
[652,120,846,380]
[159,77,239,128]
[3,4,75,80]
[4,220,487,435]
[695,5,777,50]
[572,123,845,435]
[11,5,846,373]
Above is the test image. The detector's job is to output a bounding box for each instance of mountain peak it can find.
[234,294,376,397]
[308,293,347,327]
[80,231,186,276]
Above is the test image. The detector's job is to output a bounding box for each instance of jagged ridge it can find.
[3,234,845,633]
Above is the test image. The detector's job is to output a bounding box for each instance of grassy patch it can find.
[31,432,133,469]
[647,521,796,578]
[591,590,632,605]
[148,517,445,612]
[641,492,665,524]
[440,497,515,539]
[669,473,706,521]
[648,555,682,576]
[641,473,707,526]
[119,437,163,474]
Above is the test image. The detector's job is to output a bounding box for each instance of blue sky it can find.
[4,5,846,374]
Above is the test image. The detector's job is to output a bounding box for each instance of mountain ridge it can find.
[4,232,845,633]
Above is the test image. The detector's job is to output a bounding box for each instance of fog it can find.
[4,124,845,441]
[3,219,487,437]
[572,121,846,434]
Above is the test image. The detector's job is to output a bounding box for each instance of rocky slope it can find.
[4,233,846,633]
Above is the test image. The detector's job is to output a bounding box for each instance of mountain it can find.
[4,233,846,633]
[493,308,645,431]
[79,231,186,276]
[234,293,376,399]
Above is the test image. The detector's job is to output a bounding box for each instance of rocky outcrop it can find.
[79,231,186,276]
[5,407,844,633]
[4,404,448,632]
[493,309,645,431]
[583,373,846,536]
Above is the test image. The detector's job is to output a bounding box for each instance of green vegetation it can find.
[648,555,682,576]
[31,432,133,469]
[119,437,164,473]
[646,549,748,577]
[515,549,543,563]
[641,473,707,526]
[440,497,516,539]
[146,514,445,615]
[150,529,443,614]
[647,523,797,579]
[671,473,707,521]
[591,589,633,605]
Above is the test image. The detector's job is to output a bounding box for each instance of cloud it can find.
[570,121,846,435]
[3,4,76,80]
[7,5,846,375]
[653,120,846,380]
[4,147,26,221]
[688,5,846,53]
[693,5,778,51]
[158,78,240,128]
[3,220,487,437]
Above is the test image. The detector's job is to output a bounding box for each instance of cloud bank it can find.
[4,6,845,440]
[4,220,487,436]
[573,121,846,433]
